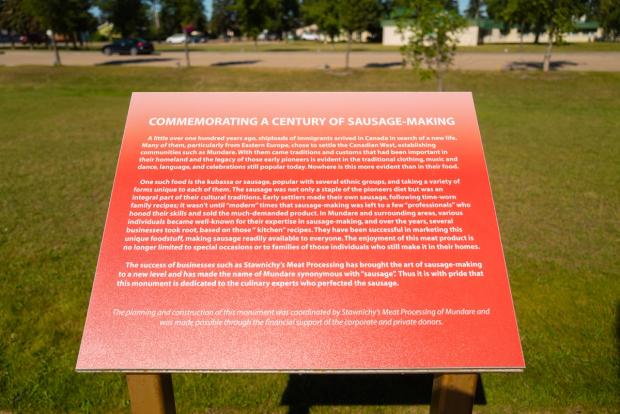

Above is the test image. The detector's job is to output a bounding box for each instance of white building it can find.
[482,27,602,44]
[382,20,602,47]
[295,24,374,43]
[382,20,479,47]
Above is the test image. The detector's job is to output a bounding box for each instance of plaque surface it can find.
[77,92,524,372]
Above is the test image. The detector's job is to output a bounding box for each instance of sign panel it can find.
[77,92,524,372]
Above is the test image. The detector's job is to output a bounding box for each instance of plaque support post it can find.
[126,373,176,414]
[429,373,478,414]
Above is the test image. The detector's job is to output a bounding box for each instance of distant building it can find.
[480,20,601,44]
[295,24,373,43]
[382,19,478,46]
[382,19,602,47]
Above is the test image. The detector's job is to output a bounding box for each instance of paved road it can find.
[2,50,620,71]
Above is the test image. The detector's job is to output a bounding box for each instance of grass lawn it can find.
[457,41,620,53]
[0,67,618,413]
[127,40,620,53]
[3,40,620,53]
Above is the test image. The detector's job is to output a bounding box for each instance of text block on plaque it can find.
[77,92,524,372]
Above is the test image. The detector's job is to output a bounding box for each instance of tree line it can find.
[477,0,619,43]
[213,0,619,43]
[0,0,210,44]
[0,0,384,46]
[1,0,618,46]
[0,0,617,71]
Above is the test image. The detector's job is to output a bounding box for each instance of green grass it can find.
[0,67,618,413]
[151,40,620,53]
[0,40,400,53]
[458,41,620,53]
[3,39,620,53]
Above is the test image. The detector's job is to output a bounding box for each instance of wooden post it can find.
[430,373,478,414]
[126,373,176,414]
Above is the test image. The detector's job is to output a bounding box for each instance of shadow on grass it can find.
[96,58,175,66]
[365,61,403,68]
[280,374,486,414]
[264,48,309,52]
[210,60,261,67]
[506,60,578,71]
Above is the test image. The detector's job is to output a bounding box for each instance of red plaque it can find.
[77,92,524,372]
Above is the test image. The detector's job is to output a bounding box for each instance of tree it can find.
[4,0,94,53]
[160,0,207,35]
[487,0,550,43]
[234,0,276,46]
[396,0,467,91]
[0,0,40,48]
[466,0,483,19]
[266,0,300,40]
[160,0,207,66]
[489,0,588,72]
[597,0,620,40]
[63,0,97,48]
[303,0,381,69]
[210,0,238,37]
[338,0,382,69]
[541,0,589,71]
[487,0,533,46]
[466,0,487,44]
[22,0,68,65]
[97,0,149,37]
[302,0,340,42]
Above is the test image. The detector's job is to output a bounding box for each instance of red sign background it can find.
[77,92,524,372]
